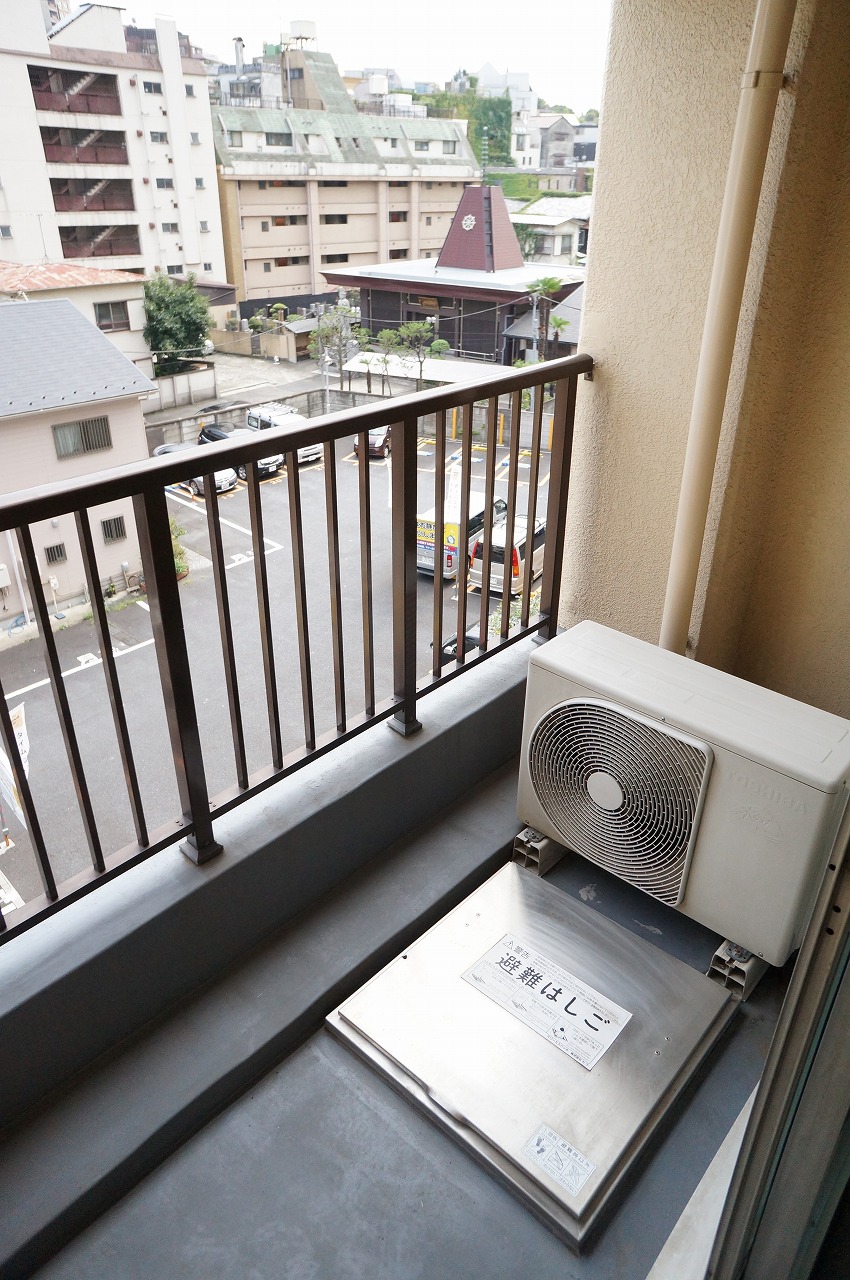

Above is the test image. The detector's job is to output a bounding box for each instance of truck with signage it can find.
[416,494,508,579]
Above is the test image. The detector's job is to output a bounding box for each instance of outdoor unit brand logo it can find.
[731,771,807,816]
[733,805,783,843]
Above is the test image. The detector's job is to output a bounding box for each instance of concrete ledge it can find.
[0,640,532,1132]
[0,757,520,1279]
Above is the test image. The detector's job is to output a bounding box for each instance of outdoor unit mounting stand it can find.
[518,620,850,966]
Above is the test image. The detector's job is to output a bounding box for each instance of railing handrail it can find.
[0,354,592,531]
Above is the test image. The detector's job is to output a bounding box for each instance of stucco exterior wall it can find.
[562,0,850,717]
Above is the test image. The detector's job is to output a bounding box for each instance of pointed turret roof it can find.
[437,185,523,273]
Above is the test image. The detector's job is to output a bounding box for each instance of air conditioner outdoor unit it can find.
[518,621,850,966]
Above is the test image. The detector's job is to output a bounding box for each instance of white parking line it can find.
[166,490,283,551]
[4,635,157,702]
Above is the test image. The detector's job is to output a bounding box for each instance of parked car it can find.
[152,441,238,497]
[353,425,391,459]
[197,424,284,480]
[468,518,546,595]
[246,402,322,465]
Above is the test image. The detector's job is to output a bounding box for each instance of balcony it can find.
[51,178,135,213]
[41,127,128,167]
[59,226,141,258]
[29,66,121,117]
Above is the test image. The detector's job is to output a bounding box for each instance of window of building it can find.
[271,214,307,226]
[185,84,195,96]
[425,216,432,226]
[44,543,67,566]
[53,415,111,460]
[319,180,347,187]
[425,182,433,190]
[190,132,200,145]
[263,262,271,272]
[322,253,349,263]
[227,131,242,147]
[320,213,348,224]
[259,179,305,188]
[388,181,408,187]
[199,220,209,232]
[0,226,11,239]
[515,135,526,151]
[553,132,567,141]
[101,515,127,544]
[265,132,292,146]
[156,178,174,189]
[94,300,129,332]
[203,262,212,271]
[290,67,304,79]
[261,220,269,232]
[424,251,431,259]
[389,137,398,149]
[389,211,407,223]
[166,264,182,274]
[162,221,178,233]
[143,81,162,94]
[150,130,168,143]
[442,141,457,155]
[195,177,204,189]
[414,141,429,152]
[389,249,408,259]
[274,256,309,266]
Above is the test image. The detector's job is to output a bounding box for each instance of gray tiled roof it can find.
[0,299,153,420]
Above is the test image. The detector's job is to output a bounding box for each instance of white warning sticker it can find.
[462,933,632,1070]
[523,1123,596,1197]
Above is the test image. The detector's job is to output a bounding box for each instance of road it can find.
[0,430,548,909]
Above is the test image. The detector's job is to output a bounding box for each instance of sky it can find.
[121,1,612,115]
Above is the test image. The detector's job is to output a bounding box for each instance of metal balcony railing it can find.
[60,236,141,258]
[43,143,128,165]
[0,354,591,942]
[52,192,135,212]
[33,89,121,115]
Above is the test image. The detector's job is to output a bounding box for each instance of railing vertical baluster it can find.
[287,451,316,750]
[477,396,499,649]
[245,462,283,770]
[390,416,421,736]
[431,409,447,674]
[133,487,221,864]
[539,373,579,640]
[323,440,346,732]
[500,390,523,631]
[75,509,148,846]
[521,380,546,629]
[0,669,56,903]
[454,401,475,660]
[17,522,105,872]
[357,432,375,716]
[204,484,248,790]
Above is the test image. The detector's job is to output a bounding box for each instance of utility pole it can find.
[481,124,489,169]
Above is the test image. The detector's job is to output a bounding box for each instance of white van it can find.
[416,494,507,579]
[246,402,322,464]
[468,518,546,595]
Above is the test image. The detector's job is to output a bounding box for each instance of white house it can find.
[510,195,592,265]
[0,0,226,283]
[0,299,153,614]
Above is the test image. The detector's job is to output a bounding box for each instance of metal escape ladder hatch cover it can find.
[327,864,735,1251]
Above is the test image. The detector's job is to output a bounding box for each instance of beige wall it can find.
[0,396,147,609]
[562,0,850,717]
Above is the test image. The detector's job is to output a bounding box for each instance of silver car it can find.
[468,519,547,595]
[152,441,238,497]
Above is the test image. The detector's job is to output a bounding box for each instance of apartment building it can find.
[0,0,226,282]
[212,50,480,304]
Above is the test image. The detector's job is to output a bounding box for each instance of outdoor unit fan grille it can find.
[527,699,712,905]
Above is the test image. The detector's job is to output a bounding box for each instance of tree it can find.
[143,273,211,376]
[530,277,563,362]
[307,305,369,391]
[514,223,540,260]
[580,108,599,123]
[549,314,571,352]
[375,328,401,395]
[397,320,449,390]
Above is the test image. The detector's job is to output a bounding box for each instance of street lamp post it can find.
[321,350,332,414]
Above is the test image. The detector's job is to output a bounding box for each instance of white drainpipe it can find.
[659,0,797,653]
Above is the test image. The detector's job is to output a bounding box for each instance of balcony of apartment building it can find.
[2,1,850,1277]
[40,126,129,167]
[28,66,121,117]
[58,224,141,259]
[50,178,135,214]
